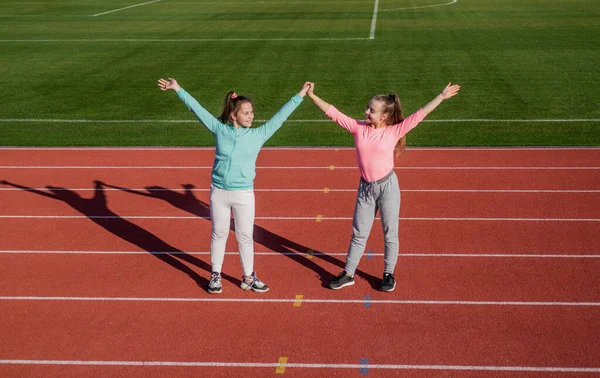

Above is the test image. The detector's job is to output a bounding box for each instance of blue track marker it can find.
[360,358,369,375]
[363,296,372,308]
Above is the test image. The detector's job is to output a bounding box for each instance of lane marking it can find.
[369,0,379,39]
[293,295,304,307]
[360,358,369,375]
[276,357,288,374]
[364,296,372,308]
[1,215,598,222]
[1,166,599,170]
[2,250,598,258]
[1,296,599,307]
[2,188,599,193]
[0,359,599,372]
[380,0,457,12]
[0,147,598,151]
[0,37,369,43]
[92,0,162,17]
[2,118,599,123]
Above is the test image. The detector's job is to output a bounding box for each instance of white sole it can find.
[330,280,355,290]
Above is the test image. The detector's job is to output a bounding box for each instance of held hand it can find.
[306,82,315,97]
[441,82,460,100]
[157,78,181,92]
[298,81,311,97]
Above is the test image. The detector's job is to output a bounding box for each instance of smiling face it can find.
[364,99,388,127]
[231,101,254,128]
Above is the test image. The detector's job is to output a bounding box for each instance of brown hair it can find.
[218,91,254,124]
[372,92,406,157]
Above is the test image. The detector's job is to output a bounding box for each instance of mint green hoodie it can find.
[177,88,303,190]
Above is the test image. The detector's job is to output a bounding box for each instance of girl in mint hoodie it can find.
[158,78,310,294]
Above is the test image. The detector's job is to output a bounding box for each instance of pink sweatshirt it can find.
[326,106,425,182]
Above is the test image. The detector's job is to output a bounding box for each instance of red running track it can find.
[1,147,599,376]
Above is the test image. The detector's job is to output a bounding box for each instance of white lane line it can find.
[1,118,599,123]
[0,215,598,222]
[1,296,599,307]
[0,359,598,372]
[92,0,162,17]
[0,250,598,258]
[381,0,457,12]
[369,0,379,39]
[1,165,600,169]
[0,147,598,151]
[1,188,598,193]
[0,37,369,42]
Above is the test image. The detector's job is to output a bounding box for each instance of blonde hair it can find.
[372,93,406,157]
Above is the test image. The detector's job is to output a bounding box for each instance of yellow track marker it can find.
[329,165,335,170]
[323,187,329,193]
[316,215,323,222]
[306,249,314,259]
[293,295,304,307]
[275,356,289,374]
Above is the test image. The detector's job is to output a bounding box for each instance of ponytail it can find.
[218,91,254,124]
[373,92,406,158]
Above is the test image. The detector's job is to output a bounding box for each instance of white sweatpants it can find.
[209,184,255,276]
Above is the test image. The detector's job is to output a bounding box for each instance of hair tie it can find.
[231,92,238,99]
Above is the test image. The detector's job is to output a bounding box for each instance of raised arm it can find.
[307,83,359,133]
[257,82,310,141]
[157,78,223,133]
[421,82,461,117]
[307,82,331,113]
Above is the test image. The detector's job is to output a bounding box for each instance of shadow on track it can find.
[101,182,380,288]
[0,179,240,290]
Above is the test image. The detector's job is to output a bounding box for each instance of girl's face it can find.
[365,99,388,126]
[231,102,254,127]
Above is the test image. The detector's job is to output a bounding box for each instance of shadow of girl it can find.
[0,179,237,290]
[102,182,380,288]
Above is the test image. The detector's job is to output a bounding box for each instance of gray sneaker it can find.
[241,272,270,293]
[208,272,222,294]
[328,271,355,290]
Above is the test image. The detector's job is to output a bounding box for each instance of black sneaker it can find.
[381,273,396,292]
[328,271,355,290]
[208,272,222,294]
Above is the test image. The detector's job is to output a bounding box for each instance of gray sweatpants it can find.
[344,171,401,276]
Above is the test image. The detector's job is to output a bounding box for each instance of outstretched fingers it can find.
[442,82,461,99]
[157,77,177,91]
[157,78,169,91]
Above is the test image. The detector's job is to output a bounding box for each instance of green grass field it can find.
[1,0,598,146]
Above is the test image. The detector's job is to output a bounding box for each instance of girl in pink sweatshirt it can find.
[307,82,460,291]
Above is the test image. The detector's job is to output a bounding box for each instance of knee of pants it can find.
[351,227,371,242]
[350,234,369,247]
[383,233,399,243]
[211,228,229,241]
[235,230,253,245]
